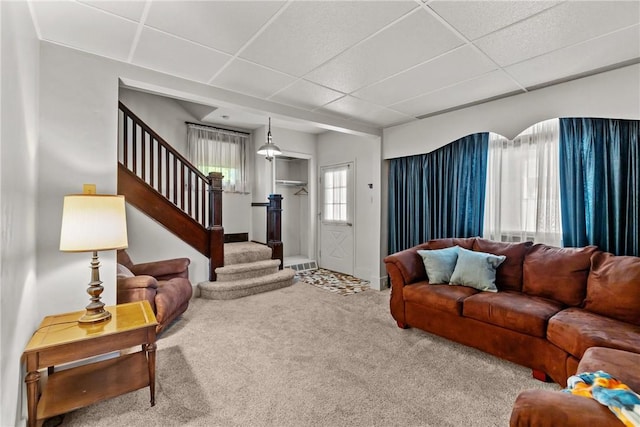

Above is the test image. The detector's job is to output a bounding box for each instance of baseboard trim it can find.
[224,233,249,243]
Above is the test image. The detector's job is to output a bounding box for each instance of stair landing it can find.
[198,242,294,300]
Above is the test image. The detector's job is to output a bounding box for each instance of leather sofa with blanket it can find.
[510,346,640,426]
[117,250,193,334]
[383,237,640,386]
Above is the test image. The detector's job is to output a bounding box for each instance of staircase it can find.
[198,242,295,299]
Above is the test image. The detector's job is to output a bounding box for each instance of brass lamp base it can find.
[78,307,112,323]
[78,251,112,324]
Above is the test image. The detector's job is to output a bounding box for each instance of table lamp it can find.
[59,193,128,323]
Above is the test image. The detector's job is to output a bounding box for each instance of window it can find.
[484,119,562,246]
[187,124,248,193]
[322,165,349,222]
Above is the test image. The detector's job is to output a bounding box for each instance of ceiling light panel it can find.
[305,8,463,94]
[145,1,284,54]
[391,70,523,117]
[505,24,640,88]
[475,1,640,67]
[132,27,231,83]
[270,80,345,111]
[428,1,561,41]
[78,0,147,22]
[353,45,497,107]
[32,1,138,61]
[211,59,296,99]
[240,0,417,77]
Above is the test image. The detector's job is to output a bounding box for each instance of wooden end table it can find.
[22,300,158,427]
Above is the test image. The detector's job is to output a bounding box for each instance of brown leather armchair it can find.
[117,250,193,334]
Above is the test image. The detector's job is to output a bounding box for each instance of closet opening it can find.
[275,155,316,272]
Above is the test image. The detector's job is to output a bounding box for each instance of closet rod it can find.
[185,121,250,136]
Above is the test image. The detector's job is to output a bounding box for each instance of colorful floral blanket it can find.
[564,370,640,427]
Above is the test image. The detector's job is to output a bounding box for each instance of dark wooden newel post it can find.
[208,172,224,280]
[267,194,283,270]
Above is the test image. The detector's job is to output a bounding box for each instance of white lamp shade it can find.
[59,194,128,252]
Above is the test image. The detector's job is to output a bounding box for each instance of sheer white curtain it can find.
[187,124,248,193]
[483,119,562,246]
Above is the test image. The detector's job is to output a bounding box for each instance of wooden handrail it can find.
[118,102,224,280]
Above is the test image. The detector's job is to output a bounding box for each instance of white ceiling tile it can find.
[145,1,284,54]
[391,70,523,117]
[240,1,418,77]
[32,1,138,61]
[211,59,296,99]
[506,24,640,88]
[133,27,231,83]
[305,9,463,93]
[318,96,386,123]
[475,1,640,67]
[270,80,344,111]
[429,1,561,40]
[353,45,497,107]
[78,0,147,22]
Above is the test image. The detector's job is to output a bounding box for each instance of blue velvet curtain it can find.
[559,118,639,256]
[388,133,489,254]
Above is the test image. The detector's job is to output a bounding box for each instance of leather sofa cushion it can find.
[584,252,640,326]
[473,239,533,292]
[547,308,640,359]
[579,347,640,393]
[463,291,564,338]
[155,278,193,325]
[523,244,598,306]
[427,237,476,250]
[510,389,622,427]
[404,282,478,315]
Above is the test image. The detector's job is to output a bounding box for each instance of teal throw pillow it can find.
[417,246,459,284]
[449,247,506,292]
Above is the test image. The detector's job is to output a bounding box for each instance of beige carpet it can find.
[59,283,558,426]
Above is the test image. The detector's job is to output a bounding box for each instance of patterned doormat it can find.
[295,268,370,296]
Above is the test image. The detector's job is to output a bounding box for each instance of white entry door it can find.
[319,162,354,275]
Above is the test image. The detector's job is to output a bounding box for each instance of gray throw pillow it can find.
[417,246,459,284]
[449,247,506,292]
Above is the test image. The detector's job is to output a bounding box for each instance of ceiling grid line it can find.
[126,0,152,63]
[206,0,294,85]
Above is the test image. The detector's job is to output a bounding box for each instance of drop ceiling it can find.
[29,0,640,134]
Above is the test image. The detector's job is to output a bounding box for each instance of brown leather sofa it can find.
[384,237,640,386]
[511,347,640,426]
[117,250,193,334]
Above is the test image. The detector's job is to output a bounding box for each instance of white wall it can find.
[383,64,640,159]
[38,42,120,320]
[317,132,384,289]
[0,2,40,426]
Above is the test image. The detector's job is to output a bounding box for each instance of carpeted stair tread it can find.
[215,259,281,282]
[224,242,272,265]
[198,268,295,300]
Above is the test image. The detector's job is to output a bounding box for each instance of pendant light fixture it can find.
[257,117,281,161]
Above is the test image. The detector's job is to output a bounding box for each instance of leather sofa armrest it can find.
[117,276,158,312]
[130,258,190,281]
[117,275,158,290]
[383,245,428,287]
